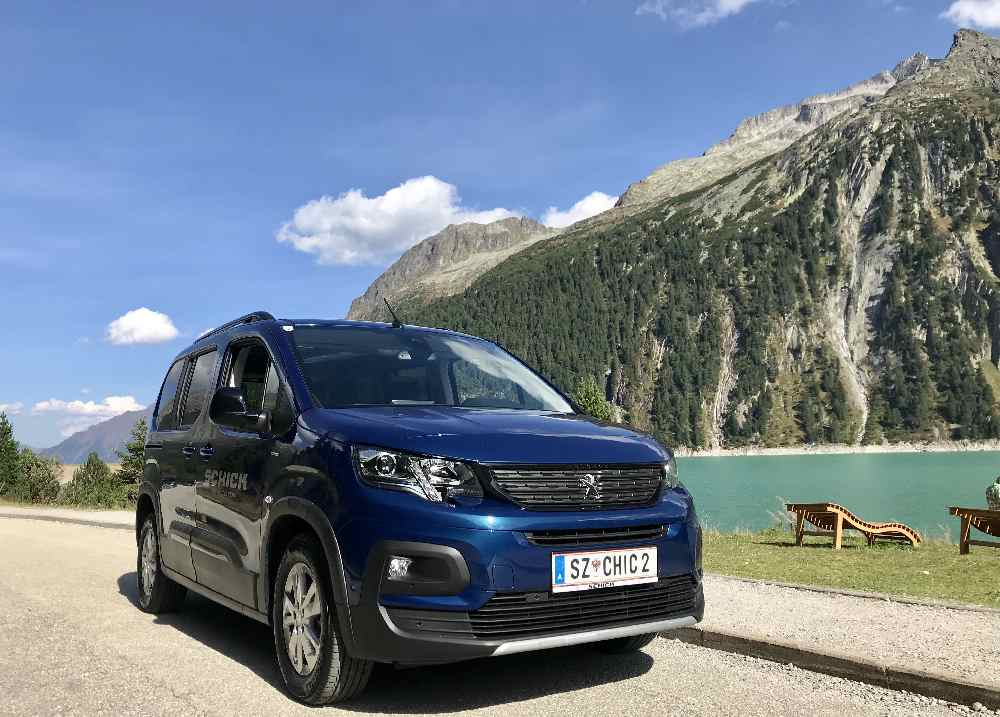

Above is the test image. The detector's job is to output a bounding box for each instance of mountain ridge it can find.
[349,44,949,323]
[616,52,935,208]
[394,30,1000,450]
[41,408,152,464]
[347,217,556,320]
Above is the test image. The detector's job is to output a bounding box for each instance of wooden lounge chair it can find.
[948,506,1000,555]
[785,502,922,549]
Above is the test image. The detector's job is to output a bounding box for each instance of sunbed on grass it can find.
[948,506,1000,555]
[785,502,922,549]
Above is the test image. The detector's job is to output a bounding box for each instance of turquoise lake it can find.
[678,452,1000,540]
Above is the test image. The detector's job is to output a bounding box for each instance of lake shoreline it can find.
[675,440,1000,459]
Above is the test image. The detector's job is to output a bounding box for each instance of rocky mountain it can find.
[349,48,944,324]
[617,53,937,208]
[391,29,1000,450]
[347,217,557,321]
[42,408,152,464]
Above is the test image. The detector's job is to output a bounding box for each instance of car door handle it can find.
[182,445,196,459]
[199,445,215,459]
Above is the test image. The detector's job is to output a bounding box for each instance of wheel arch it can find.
[135,483,160,545]
[261,497,356,649]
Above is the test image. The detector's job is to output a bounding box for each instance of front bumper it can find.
[340,516,704,664]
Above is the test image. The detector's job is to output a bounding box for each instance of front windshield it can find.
[289,325,574,412]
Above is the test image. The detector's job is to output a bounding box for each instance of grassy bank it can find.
[704,529,1000,607]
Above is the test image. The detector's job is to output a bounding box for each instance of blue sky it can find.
[0,0,992,447]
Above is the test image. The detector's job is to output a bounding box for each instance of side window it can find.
[225,343,272,413]
[155,359,189,431]
[179,350,218,428]
[263,363,296,434]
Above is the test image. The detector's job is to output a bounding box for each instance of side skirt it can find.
[162,564,270,625]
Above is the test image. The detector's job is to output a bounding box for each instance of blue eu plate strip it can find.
[553,555,565,584]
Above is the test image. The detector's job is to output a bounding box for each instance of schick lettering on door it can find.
[206,469,248,491]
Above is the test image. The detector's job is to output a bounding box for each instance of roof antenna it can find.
[383,297,403,329]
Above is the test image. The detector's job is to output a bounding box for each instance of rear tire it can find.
[136,515,187,613]
[595,632,658,654]
[272,535,373,704]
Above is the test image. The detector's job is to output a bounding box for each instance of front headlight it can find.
[663,454,679,490]
[354,445,483,503]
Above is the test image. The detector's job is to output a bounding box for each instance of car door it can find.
[147,356,198,580]
[193,338,295,609]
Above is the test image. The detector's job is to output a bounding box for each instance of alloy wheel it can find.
[282,562,323,675]
[140,527,157,601]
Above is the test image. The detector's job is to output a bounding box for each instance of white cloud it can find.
[0,402,24,416]
[943,0,1000,27]
[277,175,517,266]
[636,0,759,27]
[541,191,617,229]
[106,307,179,345]
[32,395,145,437]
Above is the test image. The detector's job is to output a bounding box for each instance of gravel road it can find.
[0,518,989,717]
[702,576,1000,687]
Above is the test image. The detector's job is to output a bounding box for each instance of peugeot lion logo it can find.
[580,474,601,500]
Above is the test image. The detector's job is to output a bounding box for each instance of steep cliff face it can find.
[617,53,935,208]
[403,30,1000,449]
[347,217,556,320]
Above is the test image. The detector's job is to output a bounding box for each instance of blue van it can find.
[134,311,703,704]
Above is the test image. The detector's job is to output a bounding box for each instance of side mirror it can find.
[210,387,271,435]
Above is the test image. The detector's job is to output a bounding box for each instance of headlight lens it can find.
[354,446,483,503]
[663,454,679,489]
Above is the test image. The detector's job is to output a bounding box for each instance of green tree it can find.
[59,452,132,508]
[9,449,60,504]
[572,375,614,422]
[0,412,18,494]
[115,418,147,486]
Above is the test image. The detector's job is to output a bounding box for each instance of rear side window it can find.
[180,350,218,428]
[155,359,189,431]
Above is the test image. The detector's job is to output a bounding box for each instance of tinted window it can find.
[452,359,542,410]
[263,363,295,434]
[155,359,188,431]
[180,350,217,427]
[225,343,271,413]
[289,326,572,412]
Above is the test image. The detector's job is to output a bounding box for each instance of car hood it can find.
[303,406,670,464]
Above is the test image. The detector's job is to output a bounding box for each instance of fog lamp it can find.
[386,556,413,581]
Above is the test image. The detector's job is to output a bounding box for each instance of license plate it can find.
[551,546,657,593]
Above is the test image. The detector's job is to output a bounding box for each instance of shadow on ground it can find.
[118,572,283,692]
[118,572,654,713]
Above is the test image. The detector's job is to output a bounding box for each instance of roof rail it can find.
[199,311,275,341]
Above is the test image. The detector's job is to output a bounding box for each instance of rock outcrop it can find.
[347,217,556,320]
[616,54,934,208]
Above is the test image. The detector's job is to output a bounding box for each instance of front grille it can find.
[468,574,698,641]
[489,464,663,510]
[523,524,665,546]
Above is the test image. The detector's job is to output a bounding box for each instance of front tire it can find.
[272,535,372,704]
[136,515,186,613]
[595,632,658,654]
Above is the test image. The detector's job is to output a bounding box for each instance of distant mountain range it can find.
[42,408,152,464]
